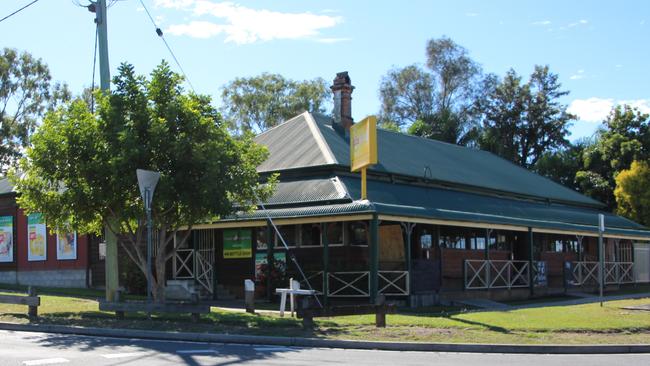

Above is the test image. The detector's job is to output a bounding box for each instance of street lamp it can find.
[137,169,161,303]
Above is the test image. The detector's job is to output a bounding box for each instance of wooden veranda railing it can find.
[298,270,410,298]
[464,260,543,290]
[571,261,634,286]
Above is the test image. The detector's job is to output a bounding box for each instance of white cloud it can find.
[465,12,479,17]
[158,1,343,44]
[569,69,585,80]
[620,99,650,115]
[568,98,650,122]
[568,19,588,28]
[154,0,195,9]
[568,98,614,122]
[531,20,551,26]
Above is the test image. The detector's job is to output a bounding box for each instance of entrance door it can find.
[411,225,441,293]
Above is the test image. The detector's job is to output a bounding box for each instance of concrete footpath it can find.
[0,322,649,354]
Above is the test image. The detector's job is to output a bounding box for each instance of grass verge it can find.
[1,288,650,344]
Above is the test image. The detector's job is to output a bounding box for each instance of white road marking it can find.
[101,352,149,359]
[254,346,293,352]
[22,358,69,366]
[176,349,219,354]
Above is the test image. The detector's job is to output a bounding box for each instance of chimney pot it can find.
[331,71,354,131]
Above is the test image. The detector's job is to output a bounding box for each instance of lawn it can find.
[1,287,650,344]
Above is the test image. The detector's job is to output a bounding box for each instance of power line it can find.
[138,0,195,93]
[91,25,98,113]
[0,0,40,24]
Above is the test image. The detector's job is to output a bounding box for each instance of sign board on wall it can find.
[350,116,378,172]
[254,252,287,281]
[56,232,77,260]
[0,216,13,263]
[27,213,47,261]
[223,229,252,259]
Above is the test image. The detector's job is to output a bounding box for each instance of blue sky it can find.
[2,0,649,140]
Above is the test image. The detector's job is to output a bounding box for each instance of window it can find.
[348,221,368,246]
[274,225,296,248]
[439,235,465,249]
[326,222,344,246]
[471,236,486,250]
[256,227,268,250]
[300,224,321,247]
[488,231,510,251]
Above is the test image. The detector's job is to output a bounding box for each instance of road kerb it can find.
[0,322,649,354]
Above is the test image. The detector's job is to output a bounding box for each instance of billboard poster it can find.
[27,213,47,261]
[0,216,13,263]
[223,229,252,259]
[255,252,286,281]
[56,232,77,260]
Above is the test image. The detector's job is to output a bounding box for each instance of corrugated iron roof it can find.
[255,113,334,173]
[0,178,14,195]
[265,176,350,206]
[338,175,650,237]
[222,201,373,221]
[313,113,602,207]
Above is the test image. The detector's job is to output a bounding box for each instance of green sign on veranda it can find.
[223,229,252,259]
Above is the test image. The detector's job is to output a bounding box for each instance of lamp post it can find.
[137,169,161,302]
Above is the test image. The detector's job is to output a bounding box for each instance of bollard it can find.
[290,278,300,317]
[299,297,314,329]
[244,279,255,314]
[114,290,125,319]
[375,294,386,328]
[27,287,37,319]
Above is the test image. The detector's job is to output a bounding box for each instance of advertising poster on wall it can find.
[0,216,13,263]
[56,232,77,260]
[27,213,47,261]
[223,229,252,259]
[254,252,287,281]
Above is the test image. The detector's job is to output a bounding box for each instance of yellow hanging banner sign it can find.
[350,115,378,172]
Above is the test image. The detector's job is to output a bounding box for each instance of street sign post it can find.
[137,169,161,303]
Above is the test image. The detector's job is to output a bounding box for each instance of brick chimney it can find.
[331,71,354,131]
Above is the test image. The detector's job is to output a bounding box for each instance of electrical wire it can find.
[91,24,98,113]
[0,0,40,24]
[137,0,196,93]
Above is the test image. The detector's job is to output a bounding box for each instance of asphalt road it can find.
[1,330,650,366]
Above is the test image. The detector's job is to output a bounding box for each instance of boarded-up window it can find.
[379,225,404,262]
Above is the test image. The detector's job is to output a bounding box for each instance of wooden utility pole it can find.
[89,0,118,302]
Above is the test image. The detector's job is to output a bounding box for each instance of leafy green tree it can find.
[477,66,574,168]
[0,48,70,173]
[378,37,482,145]
[577,105,650,209]
[13,62,273,301]
[533,140,590,191]
[615,161,650,226]
[221,73,331,133]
